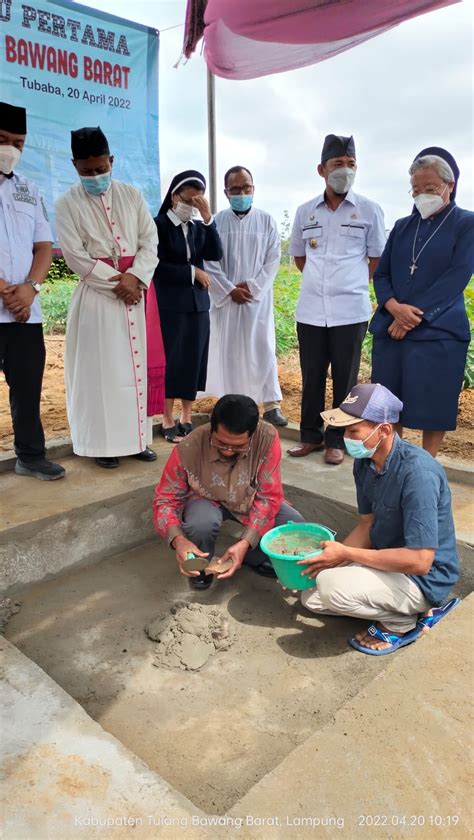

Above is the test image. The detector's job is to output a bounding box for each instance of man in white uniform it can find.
[0,102,65,480]
[56,127,158,468]
[204,166,287,426]
[288,134,386,464]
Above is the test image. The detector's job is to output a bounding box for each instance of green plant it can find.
[273,265,300,355]
[279,210,292,266]
[45,257,78,285]
[41,277,78,333]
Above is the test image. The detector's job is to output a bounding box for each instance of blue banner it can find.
[0,0,160,239]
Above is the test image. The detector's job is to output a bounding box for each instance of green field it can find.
[40,259,474,388]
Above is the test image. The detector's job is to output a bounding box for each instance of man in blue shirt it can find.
[299,383,459,655]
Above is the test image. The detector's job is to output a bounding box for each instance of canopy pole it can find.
[207,66,217,213]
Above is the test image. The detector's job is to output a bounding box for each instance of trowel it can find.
[182,553,233,575]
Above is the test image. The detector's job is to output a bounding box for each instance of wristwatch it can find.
[27,280,42,294]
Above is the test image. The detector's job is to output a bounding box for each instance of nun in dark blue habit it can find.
[370,147,474,457]
[153,170,222,442]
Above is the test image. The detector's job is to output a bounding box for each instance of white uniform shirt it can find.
[0,172,53,324]
[290,189,386,327]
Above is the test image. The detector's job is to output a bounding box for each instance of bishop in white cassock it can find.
[203,166,287,426]
[55,127,159,467]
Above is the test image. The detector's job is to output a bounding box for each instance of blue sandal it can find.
[417,597,460,631]
[348,623,421,656]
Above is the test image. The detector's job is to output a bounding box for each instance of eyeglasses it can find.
[409,184,446,198]
[225,185,254,196]
[210,436,251,454]
[176,193,196,206]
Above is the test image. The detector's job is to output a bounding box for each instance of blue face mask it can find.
[80,172,112,195]
[229,194,253,212]
[344,424,383,459]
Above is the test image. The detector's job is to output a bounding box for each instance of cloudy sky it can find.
[84,0,473,230]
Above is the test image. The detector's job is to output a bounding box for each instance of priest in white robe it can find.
[203,166,287,426]
[55,127,159,468]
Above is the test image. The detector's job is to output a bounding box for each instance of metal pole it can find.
[207,66,217,213]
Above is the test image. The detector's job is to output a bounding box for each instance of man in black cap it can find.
[0,102,65,480]
[288,134,386,465]
[55,126,158,468]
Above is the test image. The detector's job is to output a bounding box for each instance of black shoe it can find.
[95,457,120,469]
[263,408,288,427]
[188,571,214,591]
[177,422,193,437]
[15,457,65,481]
[132,447,157,462]
[248,560,277,578]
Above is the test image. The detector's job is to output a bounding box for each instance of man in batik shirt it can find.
[153,394,303,590]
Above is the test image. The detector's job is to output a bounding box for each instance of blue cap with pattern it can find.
[321,383,403,427]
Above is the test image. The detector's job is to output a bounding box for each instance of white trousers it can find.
[301,564,431,633]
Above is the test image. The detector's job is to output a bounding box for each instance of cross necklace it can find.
[409,205,455,276]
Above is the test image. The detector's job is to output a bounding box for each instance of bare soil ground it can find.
[1,338,473,461]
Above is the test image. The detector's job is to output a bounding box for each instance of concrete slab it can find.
[228,594,474,840]
[3,565,473,840]
[1,636,222,840]
[4,539,389,814]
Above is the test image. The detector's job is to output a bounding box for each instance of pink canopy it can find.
[183,0,459,80]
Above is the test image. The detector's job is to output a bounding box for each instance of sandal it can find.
[160,423,183,443]
[348,623,421,656]
[417,597,460,632]
[177,421,193,437]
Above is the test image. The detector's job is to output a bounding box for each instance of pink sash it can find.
[98,257,165,415]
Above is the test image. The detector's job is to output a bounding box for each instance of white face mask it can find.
[0,145,22,175]
[413,187,448,219]
[174,201,198,223]
[327,167,356,195]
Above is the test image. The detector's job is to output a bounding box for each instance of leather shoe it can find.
[95,457,120,469]
[287,442,324,458]
[133,447,157,462]
[324,447,344,465]
[263,408,288,427]
[189,571,214,591]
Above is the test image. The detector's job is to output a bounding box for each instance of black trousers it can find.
[297,321,367,448]
[0,323,46,460]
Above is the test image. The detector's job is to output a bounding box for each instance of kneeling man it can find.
[300,384,459,655]
[153,394,303,590]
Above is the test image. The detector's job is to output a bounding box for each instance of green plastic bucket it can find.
[260,522,336,590]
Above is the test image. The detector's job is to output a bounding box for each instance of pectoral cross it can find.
[409,262,417,276]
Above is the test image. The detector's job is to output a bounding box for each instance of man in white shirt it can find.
[204,166,287,426]
[55,127,158,469]
[288,134,386,464]
[0,102,65,480]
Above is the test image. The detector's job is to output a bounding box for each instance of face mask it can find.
[414,187,447,219]
[80,172,112,195]
[173,201,198,223]
[344,424,383,459]
[229,194,253,212]
[0,145,22,175]
[327,167,356,195]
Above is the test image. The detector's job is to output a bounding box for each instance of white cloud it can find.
[81,0,473,229]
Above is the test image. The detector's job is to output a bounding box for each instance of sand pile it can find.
[145,600,233,671]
